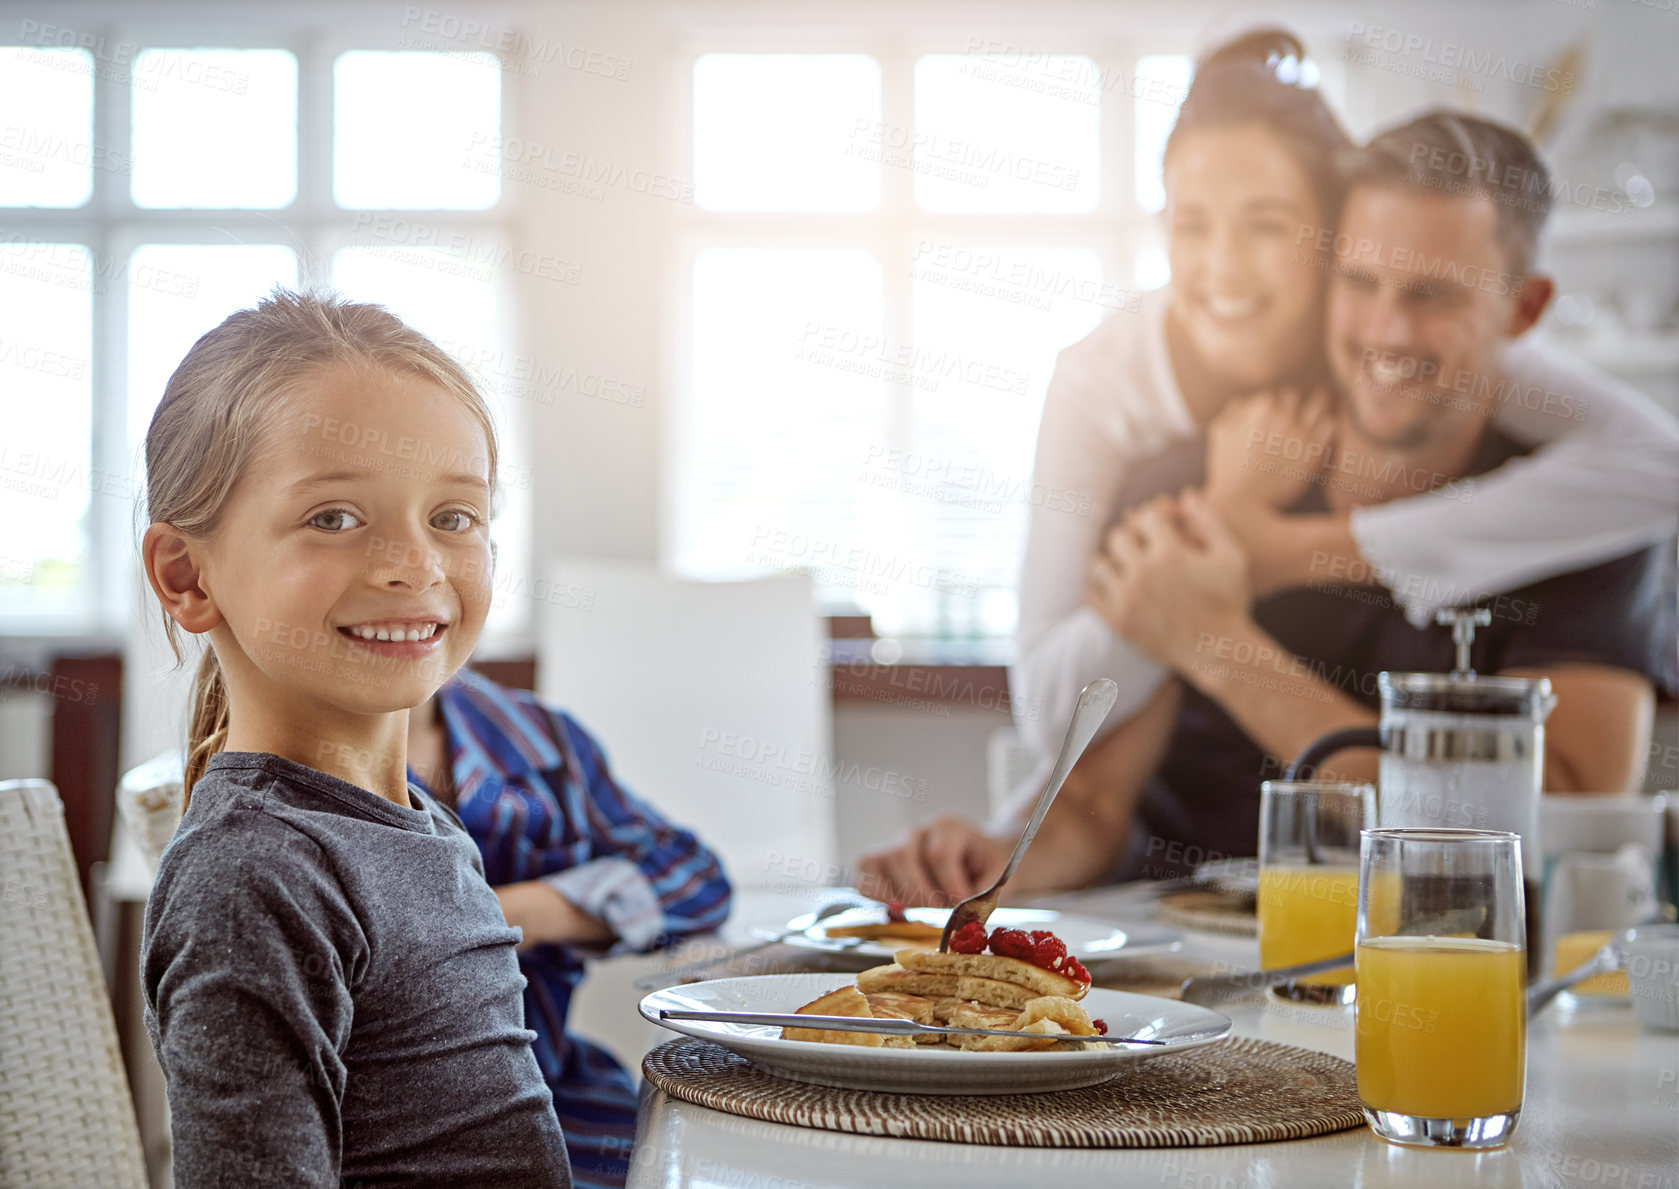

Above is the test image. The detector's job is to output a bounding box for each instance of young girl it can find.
[139,290,572,1186]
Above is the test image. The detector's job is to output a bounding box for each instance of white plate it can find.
[640,972,1232,1095]
[771,905,1181,967]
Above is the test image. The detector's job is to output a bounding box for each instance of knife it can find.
[1178,952,1355,1007]
[657,1008,1167,1045]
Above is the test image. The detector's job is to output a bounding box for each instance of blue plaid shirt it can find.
[410,667,731,1187]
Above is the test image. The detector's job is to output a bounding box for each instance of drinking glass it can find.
[1257,781,1375,1005]
[1355,828,1526,1149]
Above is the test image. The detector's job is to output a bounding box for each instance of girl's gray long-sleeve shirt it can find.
[141,751,572,1188]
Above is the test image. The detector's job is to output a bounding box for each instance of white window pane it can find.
[902,248,1107,635]
[0,244,92,617]
[679,250,889,617]
[131,49,297,208]
[1134,55,1191,213]
[694,55,879,212]
[127,245,299,450]
[1135,244,1170,290]
[335,52,500,209]
[0,49,94,207]
[913,55,1098,214]
[331,244,526,638]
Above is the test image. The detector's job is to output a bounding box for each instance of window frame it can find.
[0,20,524,640]
[661,29,1189,639]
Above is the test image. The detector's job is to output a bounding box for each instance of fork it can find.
[1526,922,1651,1016]
[938,678,1120,952]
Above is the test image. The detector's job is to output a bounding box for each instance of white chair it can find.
[536,561,836,890]
[536,562,836,1072]
[0,779,149,1189]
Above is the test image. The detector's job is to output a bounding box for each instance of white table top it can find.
[627,889,1679,1189]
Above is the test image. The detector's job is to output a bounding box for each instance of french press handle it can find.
[1282,726,1383,782]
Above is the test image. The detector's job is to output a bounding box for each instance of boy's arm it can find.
[517,710,731,954]
[144,821,359,1187]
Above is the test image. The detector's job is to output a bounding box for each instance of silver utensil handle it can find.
[658,1008,1166,1045]
[1527,946,1617,1016]
[1526,916,1657,1016]
[997,678,1119,885]
[1179,951,1355,1003]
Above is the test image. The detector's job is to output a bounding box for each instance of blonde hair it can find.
[143,289,499,805]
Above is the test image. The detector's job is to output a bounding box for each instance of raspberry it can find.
[1063,957,1091,984]
[1031,934,1069,969]
[1092,1018,1108,1035]
[949,920,989,954]
[886,900,908,923]
[988,927,1035,961]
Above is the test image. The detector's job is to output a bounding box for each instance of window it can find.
[671,45,1186,639]
[0,35,522,638]
[1133,54,1191,214]
[694,54,880,212]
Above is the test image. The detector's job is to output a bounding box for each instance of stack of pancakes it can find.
[782,948,1098,1052]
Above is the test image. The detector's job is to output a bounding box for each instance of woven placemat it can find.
[643,1036,1363,1148]
[1155,889,1257,937]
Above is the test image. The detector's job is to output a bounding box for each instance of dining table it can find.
[625,886,1679,1189]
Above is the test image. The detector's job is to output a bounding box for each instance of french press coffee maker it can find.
[1285,608,1556,974]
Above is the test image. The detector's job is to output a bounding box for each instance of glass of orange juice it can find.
[1355,828,1526,1149]
[1258,781,1375,1005]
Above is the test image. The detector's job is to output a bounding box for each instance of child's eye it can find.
[309,508,364,532]
[432,509,479,533]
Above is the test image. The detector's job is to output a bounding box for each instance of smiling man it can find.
[1329,123,1556,463]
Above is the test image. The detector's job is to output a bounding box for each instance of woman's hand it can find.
[857,816,1010,907]
[1203,387,1334,512]
[1087,490,1252,669]
[494,880,615,950]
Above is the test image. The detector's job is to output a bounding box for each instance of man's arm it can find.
[1173,616,1381,784]
[856,680,1182,905]
[1223,508,1366,600]
[1109,497,1661,792]
[1507,664,1655,793]
[1098,491,1383,783]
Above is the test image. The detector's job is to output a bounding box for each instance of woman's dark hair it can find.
[1163,29,1353,223]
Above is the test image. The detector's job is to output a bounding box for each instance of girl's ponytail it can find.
[182,648,230,812]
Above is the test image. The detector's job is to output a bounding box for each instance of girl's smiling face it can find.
[199,364,494,719]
